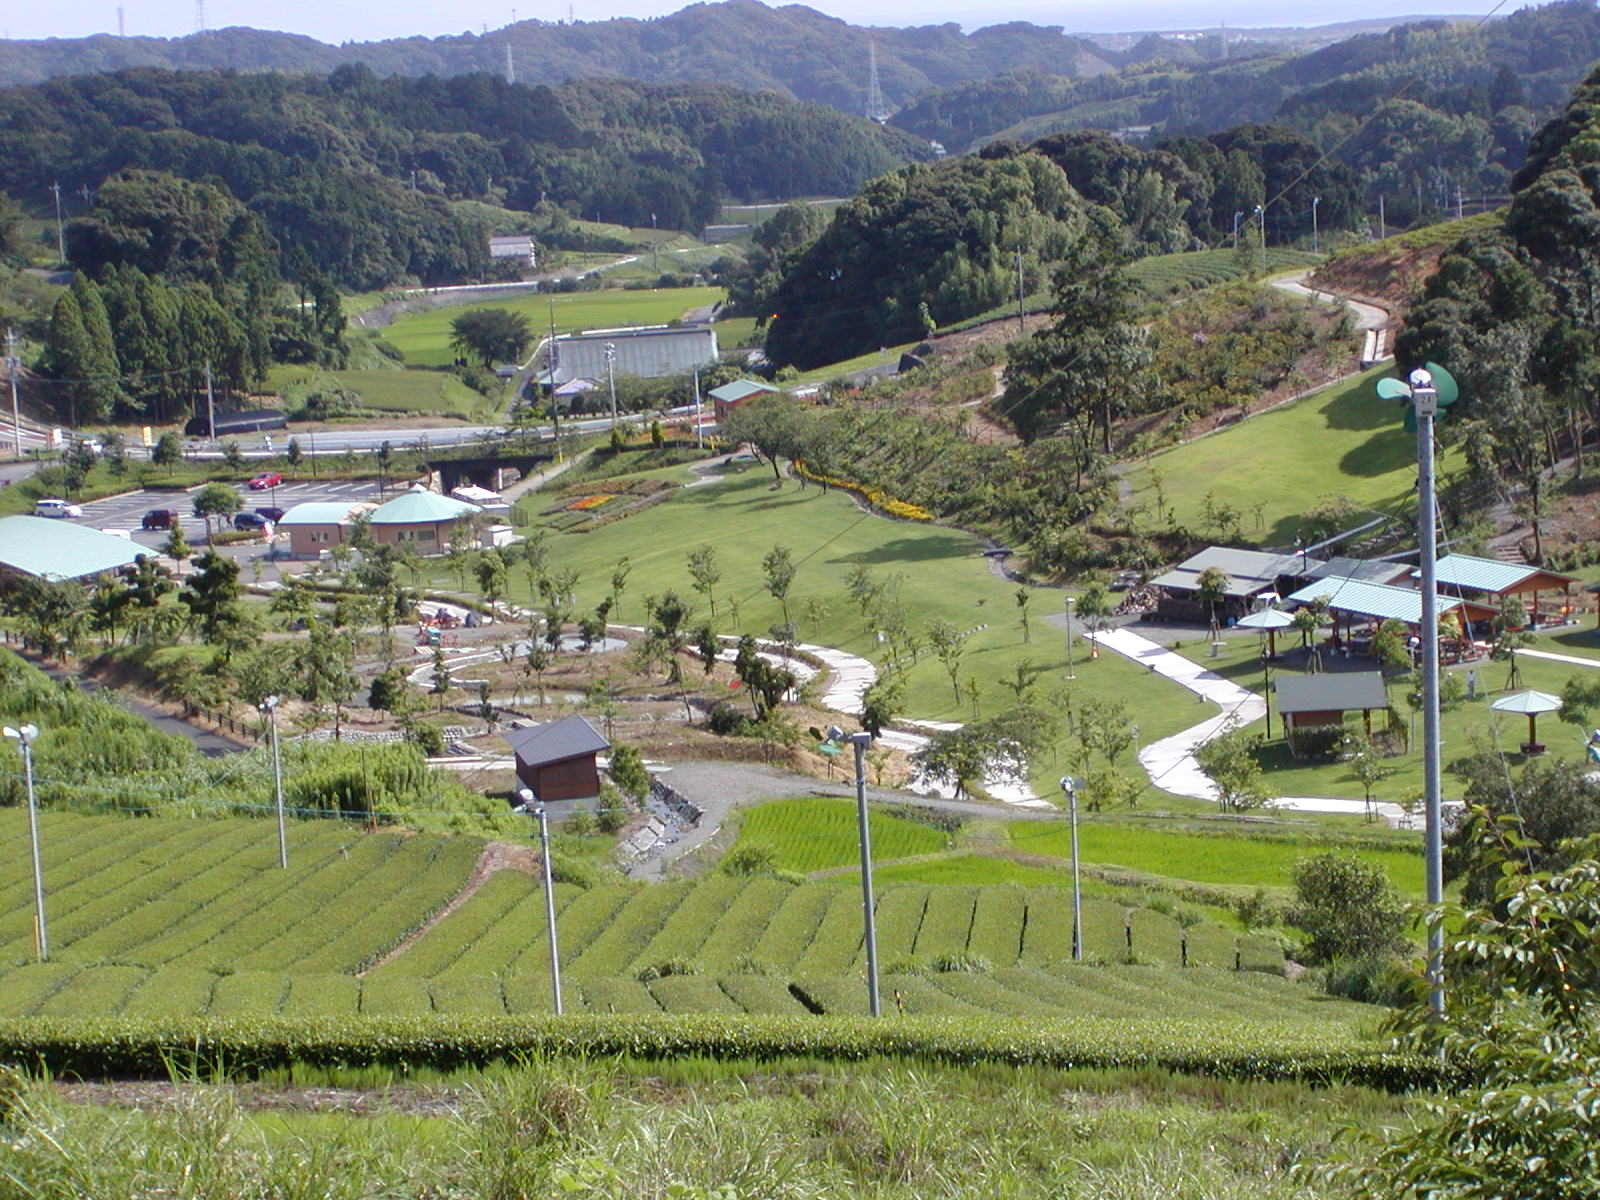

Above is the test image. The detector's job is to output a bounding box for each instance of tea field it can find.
[0,812,1355,1028]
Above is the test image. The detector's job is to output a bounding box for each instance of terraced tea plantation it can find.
[0,812,1365,1028]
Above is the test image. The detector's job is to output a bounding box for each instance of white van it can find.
[34,498,83,519]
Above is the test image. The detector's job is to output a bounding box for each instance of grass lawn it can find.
[1170,628,1600,805]
[265,366,498,420]
[500,462,1207,800]
[792,341,918,384]
[1124,368,1467,547]
[383,285,726,367]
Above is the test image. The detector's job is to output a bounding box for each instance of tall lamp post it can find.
[1411,368,1445,1017]
[1064,595,1076,680]
[1311,195,1321,254]
[517,787,564,1015]
[261,696,286,869]
[5,723,46,960]
[1059,776,1082,962]
[1254,204,1266,272]
[830,725,880,1016]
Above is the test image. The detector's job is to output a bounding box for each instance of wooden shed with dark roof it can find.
[503,714,611,802]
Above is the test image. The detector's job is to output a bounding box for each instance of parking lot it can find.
[65,480,387,552]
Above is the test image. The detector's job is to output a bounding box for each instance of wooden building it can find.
[503,714,610,803]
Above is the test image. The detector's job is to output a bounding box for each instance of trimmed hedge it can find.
[0,1013,1446,1091]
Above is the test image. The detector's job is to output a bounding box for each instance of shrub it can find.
[1319,956,1414,1007]
[594,786,629,835]
[930,952,991,973]
[608,743,650,801]
[707,701,753,736]
[409,724,446,757]
[1286,852,1408,965]
[720,842,777,876]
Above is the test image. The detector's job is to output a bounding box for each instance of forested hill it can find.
[891,0,1600,154]
[0,0,1187,110]
[0,67,927,288]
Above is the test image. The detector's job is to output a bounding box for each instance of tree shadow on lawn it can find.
[1545,627,1600,654]
[1337,428,1416,478]
[830,533,975,565]
[1318,378,1402,433]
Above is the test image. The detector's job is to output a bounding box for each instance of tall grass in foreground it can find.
[0,1057,1394,1198]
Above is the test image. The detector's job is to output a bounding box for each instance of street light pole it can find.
[1064,595,1075,680]
[692,366,703,451]
[5,724,47,960]
[261,696,286,869]
[1059,776,1081,962]
[1411,369,1445,1018]
[833,726,880,1016]
[5,327,21,460]
[519,787,563,1015]
[1254,204,1266,272]
[1232,210,1243,249]
[1312,195,1321,254]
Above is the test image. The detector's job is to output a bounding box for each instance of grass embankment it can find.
[263,366,497,422]
[504,462,1205,801]
[384,285,726,367]
[0,1053,1414,1198]
[1123,367,1467,547]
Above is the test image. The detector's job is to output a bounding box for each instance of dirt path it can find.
[359,840,540,975]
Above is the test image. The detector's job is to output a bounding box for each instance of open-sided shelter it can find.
[1274,670,1389,754]
[0,515,143,585]
[1287,577,1496,654]
[503,714,611,803]
[1422,554,1581,629]
[1151,547,1322,621]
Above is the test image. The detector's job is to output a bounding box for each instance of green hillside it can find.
[0,812,1359,1026]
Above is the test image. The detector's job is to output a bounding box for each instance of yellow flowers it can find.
[793,462,933,521]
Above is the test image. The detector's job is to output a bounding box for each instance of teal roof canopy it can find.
[278,501,373,526]
[0,515,144,581]
[1422,554,1578,593]
[1287,577,1465,624]
[369,487,481,525]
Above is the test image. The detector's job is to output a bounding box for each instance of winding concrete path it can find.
[1270,269,1389,331]
[1095,626,1408,823]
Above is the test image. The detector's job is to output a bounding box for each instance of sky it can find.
[0,0,1536,45]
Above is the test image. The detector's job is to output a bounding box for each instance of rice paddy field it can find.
[0,811,1350,1025]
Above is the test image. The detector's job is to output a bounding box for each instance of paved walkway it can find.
[1270,269,1389,331]
[1094,627,1408,823]
[1521,645,1600,670]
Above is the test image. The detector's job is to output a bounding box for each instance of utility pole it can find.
[692,365,702,450]
[651,213,658,275]
[204,360,216,441]
[604,342,617,430]
[6,327,21,460]
[1311,195,1320,254]
[546,297,561,459]
[49,182,65,264]
[1015,247,1025,335]
[1254,203,1266,273]
[4,724,46,961]
[1378,194,1386,240]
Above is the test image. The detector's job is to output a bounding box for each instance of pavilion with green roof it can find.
[368,485,482,552]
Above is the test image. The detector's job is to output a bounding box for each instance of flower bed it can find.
[793,463,934,522]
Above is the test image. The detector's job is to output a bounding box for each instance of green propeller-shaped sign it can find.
[1375,361,1460,433]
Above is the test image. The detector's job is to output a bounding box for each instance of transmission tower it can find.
[505,42,515,84]
[194,0,207,31]
[117,6,125,36]
[864,38,892,123]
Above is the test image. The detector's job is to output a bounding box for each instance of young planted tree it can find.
[643,590,692,684]
[927,619,968,703]
[1491,592,1534,689]
[152,431,183,474]
[1285,851,1408,965]
[191,482,241,545]
[609,742,651,801]
[160,524,191,578]
[1195,566,1232,634]
[609,555,632,621]
[762,545,796,632]
[1341,737,1397,823]
[1075,581,1115,652]
[686,544,721,620]
[1014,586,1032,644]
[301,621,357,740]
[1193,722,1274,812]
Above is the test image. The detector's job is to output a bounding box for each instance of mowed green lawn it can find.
[1171,629,1600,806]
[385,286,726,367]
[1124,369,1467,547]
[265,366,495,419]
[518,463,1206,801]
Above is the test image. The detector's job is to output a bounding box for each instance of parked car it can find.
[34,498,83,519]
[254,506,286,523]
[248,472,282,490]
[141,508,181,530]
[233,511,273,531]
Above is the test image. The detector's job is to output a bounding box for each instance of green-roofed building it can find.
[277,500,376,559]
[368,485,482,553]
[0,515,144,584]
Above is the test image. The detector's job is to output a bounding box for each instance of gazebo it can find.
[1490,689,1562,756]
[1286,577,1496,660]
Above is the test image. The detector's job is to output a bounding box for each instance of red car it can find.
[248,472,282,490]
